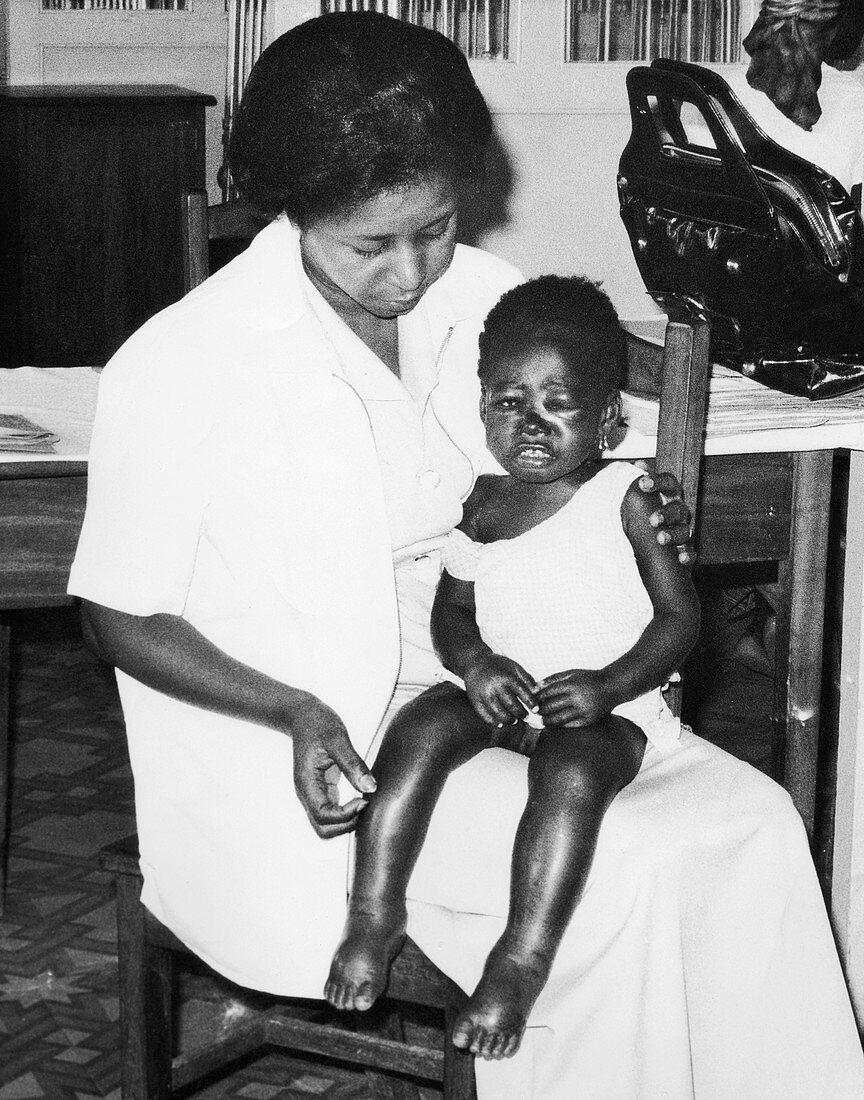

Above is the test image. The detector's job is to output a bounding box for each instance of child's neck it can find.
[480,459,604,542]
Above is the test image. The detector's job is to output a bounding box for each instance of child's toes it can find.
[353,983,376,1011]
[451,1017,473,1050]
[476,1028,498,1059]
[491,1032,512,1060]
[503,1030,523,1058]
[327,981,351,1012]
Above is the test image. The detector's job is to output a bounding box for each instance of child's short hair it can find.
[478,274,628,389]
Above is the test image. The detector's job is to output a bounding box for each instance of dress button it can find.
[419,468,441,489]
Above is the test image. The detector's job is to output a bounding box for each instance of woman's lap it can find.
[405,728,864,1099]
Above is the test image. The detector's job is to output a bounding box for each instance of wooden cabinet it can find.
[0,85,217,367]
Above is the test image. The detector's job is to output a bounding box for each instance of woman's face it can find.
[298,171,458,321]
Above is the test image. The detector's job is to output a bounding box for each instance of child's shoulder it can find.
[459,474,508,539]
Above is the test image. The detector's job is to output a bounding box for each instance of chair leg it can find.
[0,616,10,916]
[359,1004,424,1100]
[115,874,174,1099]
[442,1007,477,1100]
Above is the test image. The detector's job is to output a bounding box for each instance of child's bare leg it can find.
[325,683,490,1011]
[452,716,646,1059]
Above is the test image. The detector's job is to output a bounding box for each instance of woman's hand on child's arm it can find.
[633,465,696,566]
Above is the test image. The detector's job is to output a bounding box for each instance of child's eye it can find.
[494,397,520,409]
[353,243,385,258]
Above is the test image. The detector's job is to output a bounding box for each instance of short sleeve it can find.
[441,527,483,582]
[67,332,213,617]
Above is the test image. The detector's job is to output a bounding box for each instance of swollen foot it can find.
[451,941,551,1060]
[324,907,406,1012]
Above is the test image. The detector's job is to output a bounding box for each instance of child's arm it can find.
[432,478,538,727]
[432,570,538,727]
[536,482,701,728]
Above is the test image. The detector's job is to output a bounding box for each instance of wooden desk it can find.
[0,459,87,608]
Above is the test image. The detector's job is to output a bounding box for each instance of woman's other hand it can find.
[636,470,695,566]
[290,696,377,839]
[79,600,375,840]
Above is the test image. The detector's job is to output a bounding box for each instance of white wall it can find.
[476,108,657,320]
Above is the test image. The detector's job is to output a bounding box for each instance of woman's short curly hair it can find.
[478,275,628,390]
[228,11,493,223]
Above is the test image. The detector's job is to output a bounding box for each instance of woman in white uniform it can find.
[68,12,864,1097]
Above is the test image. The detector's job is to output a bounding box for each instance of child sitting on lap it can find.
[325,274,701,1060]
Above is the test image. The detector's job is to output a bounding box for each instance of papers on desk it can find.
[622,366,864,439]
[0,413,59,453]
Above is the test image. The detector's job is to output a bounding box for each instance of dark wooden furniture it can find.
[0,457,87,908]
[180,188,270,294]
[100,835,478,1100]
[0,85,216,368]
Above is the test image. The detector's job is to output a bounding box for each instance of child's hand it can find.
[464,654,539,728]
[535,669,612,728]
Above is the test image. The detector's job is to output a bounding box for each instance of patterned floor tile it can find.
[2,610,448,1098]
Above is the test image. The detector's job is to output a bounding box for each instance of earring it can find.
[598,427,609,453]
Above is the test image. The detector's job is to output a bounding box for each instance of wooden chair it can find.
[180,189,270,293]
[101,835,477,1099]
[631,321,833,860]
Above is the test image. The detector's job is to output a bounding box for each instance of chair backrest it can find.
[627,320,711,714]
[626,320,711,534]
[181,189,270,294]
[653,321,711,537]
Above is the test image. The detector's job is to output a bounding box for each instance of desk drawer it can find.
[697,453,792,564]
[0,475,86,608]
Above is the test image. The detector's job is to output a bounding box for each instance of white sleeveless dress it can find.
[441,461,681,753]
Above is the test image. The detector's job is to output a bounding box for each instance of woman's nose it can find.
[389,245,425,292]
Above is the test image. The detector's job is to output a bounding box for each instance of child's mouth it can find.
[515,445,552,465]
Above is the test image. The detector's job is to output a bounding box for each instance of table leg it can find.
[0,614,9,915]
[776,450,832,837]
[834,449,864,1026]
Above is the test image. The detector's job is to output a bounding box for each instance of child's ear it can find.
[479,389,488,422]
[601,391,625,450]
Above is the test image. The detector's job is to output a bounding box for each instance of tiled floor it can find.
[0,599,776,1099]
[1,609,416,1100]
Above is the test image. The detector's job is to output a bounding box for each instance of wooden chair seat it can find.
[100,834,476,1099]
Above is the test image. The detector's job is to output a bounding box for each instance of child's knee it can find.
[530,738,606,803]
[530,723,637,802]
[394,684,489,760]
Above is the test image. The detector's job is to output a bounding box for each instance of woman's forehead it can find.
[313,172,457,238]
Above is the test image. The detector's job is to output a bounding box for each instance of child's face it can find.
[481,342,619,485]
